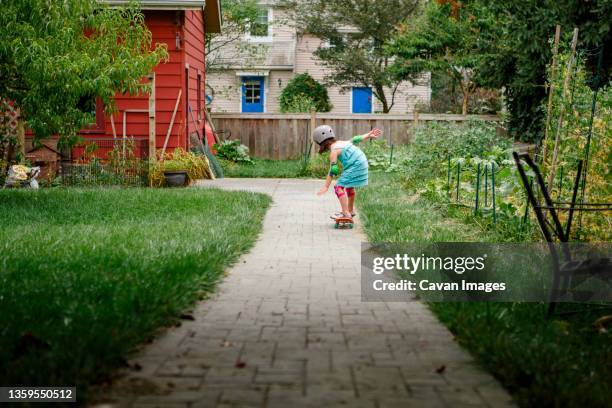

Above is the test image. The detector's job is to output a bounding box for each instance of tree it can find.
[0,0,168,146]
[205,0,264,72]
[468,0,611,141]
[279,73,332,113]
[388,0,611,139]
[387,0,494,115]
[280,0,420,113]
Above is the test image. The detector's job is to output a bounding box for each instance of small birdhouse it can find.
[25,144,61,181]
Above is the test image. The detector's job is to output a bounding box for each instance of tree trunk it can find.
[375,85,390,113]
[457,70,471,115]
[381,99,390,113]
[461,90,469,115]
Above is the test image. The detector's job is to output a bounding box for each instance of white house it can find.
[206,2,431,114]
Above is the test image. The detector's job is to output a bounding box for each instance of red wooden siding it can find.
[183,10,206,142]
[101,11,188,154]
[26,9,209,159]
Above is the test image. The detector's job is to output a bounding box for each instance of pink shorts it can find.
[334,185,355,198]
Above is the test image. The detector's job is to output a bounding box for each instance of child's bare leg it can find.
[347,188,356,214]
[338,195,350,216]
[334,185,351,217]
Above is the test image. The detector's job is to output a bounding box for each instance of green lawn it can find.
[357,172,612,408]
[221,158,305,178]
[0,187,270,398]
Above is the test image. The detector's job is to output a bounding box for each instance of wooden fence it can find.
[210,112,501,159]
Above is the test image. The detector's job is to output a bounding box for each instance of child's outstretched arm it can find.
[351,128,382,144]
[317,149,341,196]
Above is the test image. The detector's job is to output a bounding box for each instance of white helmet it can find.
[313,125,335,145]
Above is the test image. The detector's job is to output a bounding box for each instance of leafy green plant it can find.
[279,73,332,113]
[149,148,213,187]
[162,160,188,171]
[213,140,253,164]
[281,93,317,113]
[357,172,612,407]
[396,120,511,184]
[0,0,168,146]
[62,140,149,187]
[541,41,611,241]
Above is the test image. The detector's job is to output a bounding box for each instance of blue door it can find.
[352,87,372,113]
[242,77,264,112]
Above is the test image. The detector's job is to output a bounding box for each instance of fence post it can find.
[447,155,451,198]
[148,73,156,163]
[541,24,561,166]
[310,108,317,159]
[522,177,533,225]
[557,165,564,198]
[547,27,579,193]
[484,163,488,207]
[474,163,481,215]
[389,144,394,166]
[456,162,461,202]
[303,122,310,166]
[16,109,25,162]
[491,163,497,224]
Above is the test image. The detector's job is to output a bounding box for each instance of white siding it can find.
[267,71,294,113]
[206,4,431,114]
[208,71,241,112]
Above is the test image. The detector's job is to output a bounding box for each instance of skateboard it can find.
[334,217,354,229]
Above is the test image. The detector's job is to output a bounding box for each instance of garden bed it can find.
[357,172,612,407]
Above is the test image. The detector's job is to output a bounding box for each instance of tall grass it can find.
[0,187,270,399]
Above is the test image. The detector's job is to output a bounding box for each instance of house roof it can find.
[27,143,60,155]
[203,0,222,33]
[104,0,206,9]
[102,0,222,33]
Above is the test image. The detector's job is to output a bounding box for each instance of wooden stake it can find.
[204,107,221,145]
[160,89,182,159]
[110,113,117,139]
[310,107,317,159]
[541,25,561,165]
[16,108,25,160]
[148,73,156,162]
[547,28,578,194]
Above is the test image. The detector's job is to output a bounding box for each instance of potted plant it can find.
[162,160,188,187]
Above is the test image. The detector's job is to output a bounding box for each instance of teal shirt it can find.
[335,141,369,188]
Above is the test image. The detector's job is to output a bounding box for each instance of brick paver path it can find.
[97,179,514,408]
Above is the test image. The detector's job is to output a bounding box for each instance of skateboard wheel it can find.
[349,224,353,229]
[334,223,339,229]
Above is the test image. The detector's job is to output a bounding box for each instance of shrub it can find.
[213,140,253,164]
[279,73,332,113]
[282,94,317,113]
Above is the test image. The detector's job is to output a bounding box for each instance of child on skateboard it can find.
[315,125,382,221]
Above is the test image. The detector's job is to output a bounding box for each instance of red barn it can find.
[80,0,222,159]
